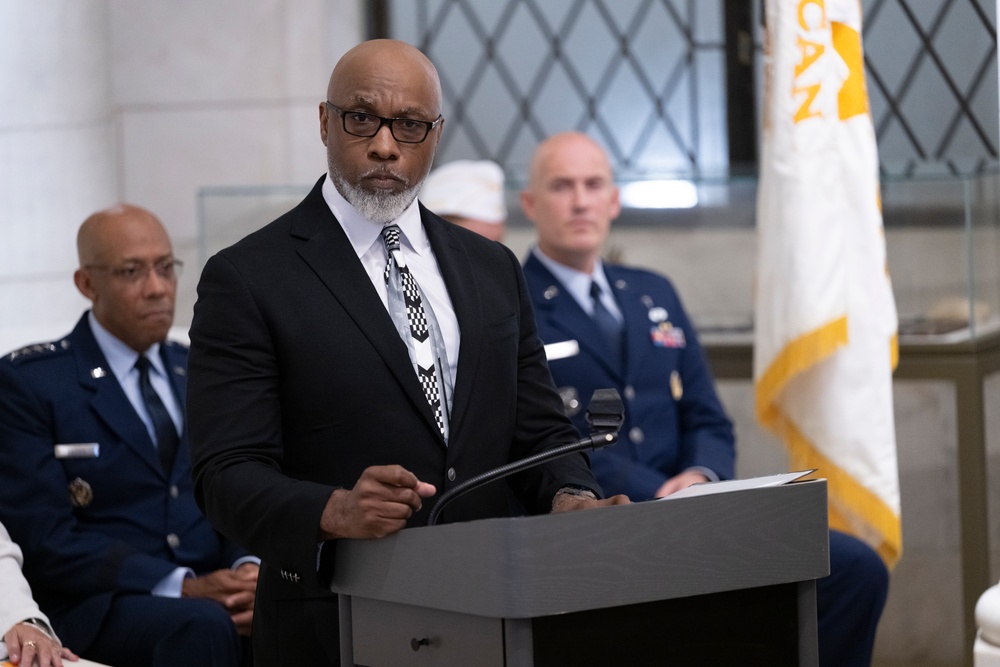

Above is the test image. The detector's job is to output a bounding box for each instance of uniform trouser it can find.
[818,529,890,667]
[83,594,244,667]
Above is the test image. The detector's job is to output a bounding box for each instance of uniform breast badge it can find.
[670,370,684,401]
[68,477,93,508]
[650,321,686,348]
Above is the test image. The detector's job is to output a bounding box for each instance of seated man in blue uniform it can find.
[520,131,890,667]
[0,204,258,667]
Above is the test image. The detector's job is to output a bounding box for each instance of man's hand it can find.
[654,470,710,498]
[319,465,437,541]
[550,491,630,513]
[181,564,259,636]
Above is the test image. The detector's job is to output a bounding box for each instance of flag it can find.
[754,0,902,567]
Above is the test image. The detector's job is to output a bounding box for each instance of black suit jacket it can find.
[187,176,600,665]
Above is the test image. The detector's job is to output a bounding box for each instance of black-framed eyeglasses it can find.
[85,259,184,284]
[325,102,443,144]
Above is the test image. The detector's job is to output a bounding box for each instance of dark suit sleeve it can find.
[499,247,605,511]
[187,252,334,589]
[0,362,177,596]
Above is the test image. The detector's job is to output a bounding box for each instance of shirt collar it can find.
[322,173,427,258]
[531,246,614,310]
[88,311,165,383]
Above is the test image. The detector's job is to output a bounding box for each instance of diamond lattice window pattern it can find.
[388,0,998,178]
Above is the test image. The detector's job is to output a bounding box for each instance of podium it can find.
[330,480,829,667]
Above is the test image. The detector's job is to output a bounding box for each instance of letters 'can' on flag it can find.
[754,0,902,567]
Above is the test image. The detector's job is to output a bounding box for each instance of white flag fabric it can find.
[754,0,901,566]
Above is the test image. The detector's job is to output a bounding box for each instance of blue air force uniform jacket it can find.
[523,254,736,499]
[0,314,246,653]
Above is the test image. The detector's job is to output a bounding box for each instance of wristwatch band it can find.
[556,485,598,500]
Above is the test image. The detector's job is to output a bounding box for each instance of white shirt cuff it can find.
[152,566,195,598]
[685,466,720,483]
[232,555,261,570]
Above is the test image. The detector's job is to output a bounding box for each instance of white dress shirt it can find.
[322,174,461,387]
[89,312,184,442]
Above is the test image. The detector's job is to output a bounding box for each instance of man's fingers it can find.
[356,492,420,521]
[230,609,254,636]
[364,465,435,497]
[364,464,420,489]
[324,466,439,540]
[357,467,435,511]
[224,590,257,611]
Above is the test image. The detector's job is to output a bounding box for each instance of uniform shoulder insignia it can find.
[7,339,71,364]
[164,340,189,352]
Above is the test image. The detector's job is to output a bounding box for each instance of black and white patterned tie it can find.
[382,224,447,438]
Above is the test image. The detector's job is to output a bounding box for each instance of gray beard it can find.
[330,168,420,224]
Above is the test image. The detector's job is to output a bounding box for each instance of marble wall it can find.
[0,0,363,353]
[0,1,117,349]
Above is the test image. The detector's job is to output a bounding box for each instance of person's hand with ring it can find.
[3,619,78,666]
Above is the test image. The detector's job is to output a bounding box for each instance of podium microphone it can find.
[426,388,624,526]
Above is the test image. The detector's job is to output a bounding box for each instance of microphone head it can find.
[585,388,625,435]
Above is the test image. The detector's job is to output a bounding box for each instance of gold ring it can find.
[23,640,37,649]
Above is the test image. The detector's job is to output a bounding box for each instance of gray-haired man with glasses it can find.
[0,204,259,667]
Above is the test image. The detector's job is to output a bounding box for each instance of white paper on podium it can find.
[659,470,818,500]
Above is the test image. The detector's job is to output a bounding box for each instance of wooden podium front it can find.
[330,480,829,667]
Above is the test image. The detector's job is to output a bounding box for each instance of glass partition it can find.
[883,166,1000,343]
[175,186,311,331]
[192,164,1000,346]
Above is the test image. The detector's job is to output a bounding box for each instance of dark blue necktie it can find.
[590,281,623,367]
[135,356,179,475]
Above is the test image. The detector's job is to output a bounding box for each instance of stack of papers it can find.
[660,470,818,500]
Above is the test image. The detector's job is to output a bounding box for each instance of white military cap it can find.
[420,160,507,224]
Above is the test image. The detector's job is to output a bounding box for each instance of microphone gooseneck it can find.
[426,388,624,526]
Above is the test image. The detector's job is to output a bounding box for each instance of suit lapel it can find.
[71,318,164,477]
[291,184,445,443]
[421,209,482,442]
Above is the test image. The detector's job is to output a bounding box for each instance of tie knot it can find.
[382,224,401,252]
[135,355,152,375]
[590,280,602,301]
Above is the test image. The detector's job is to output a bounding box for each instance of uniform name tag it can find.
[54,443,100,459]
[544,339,580,361]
